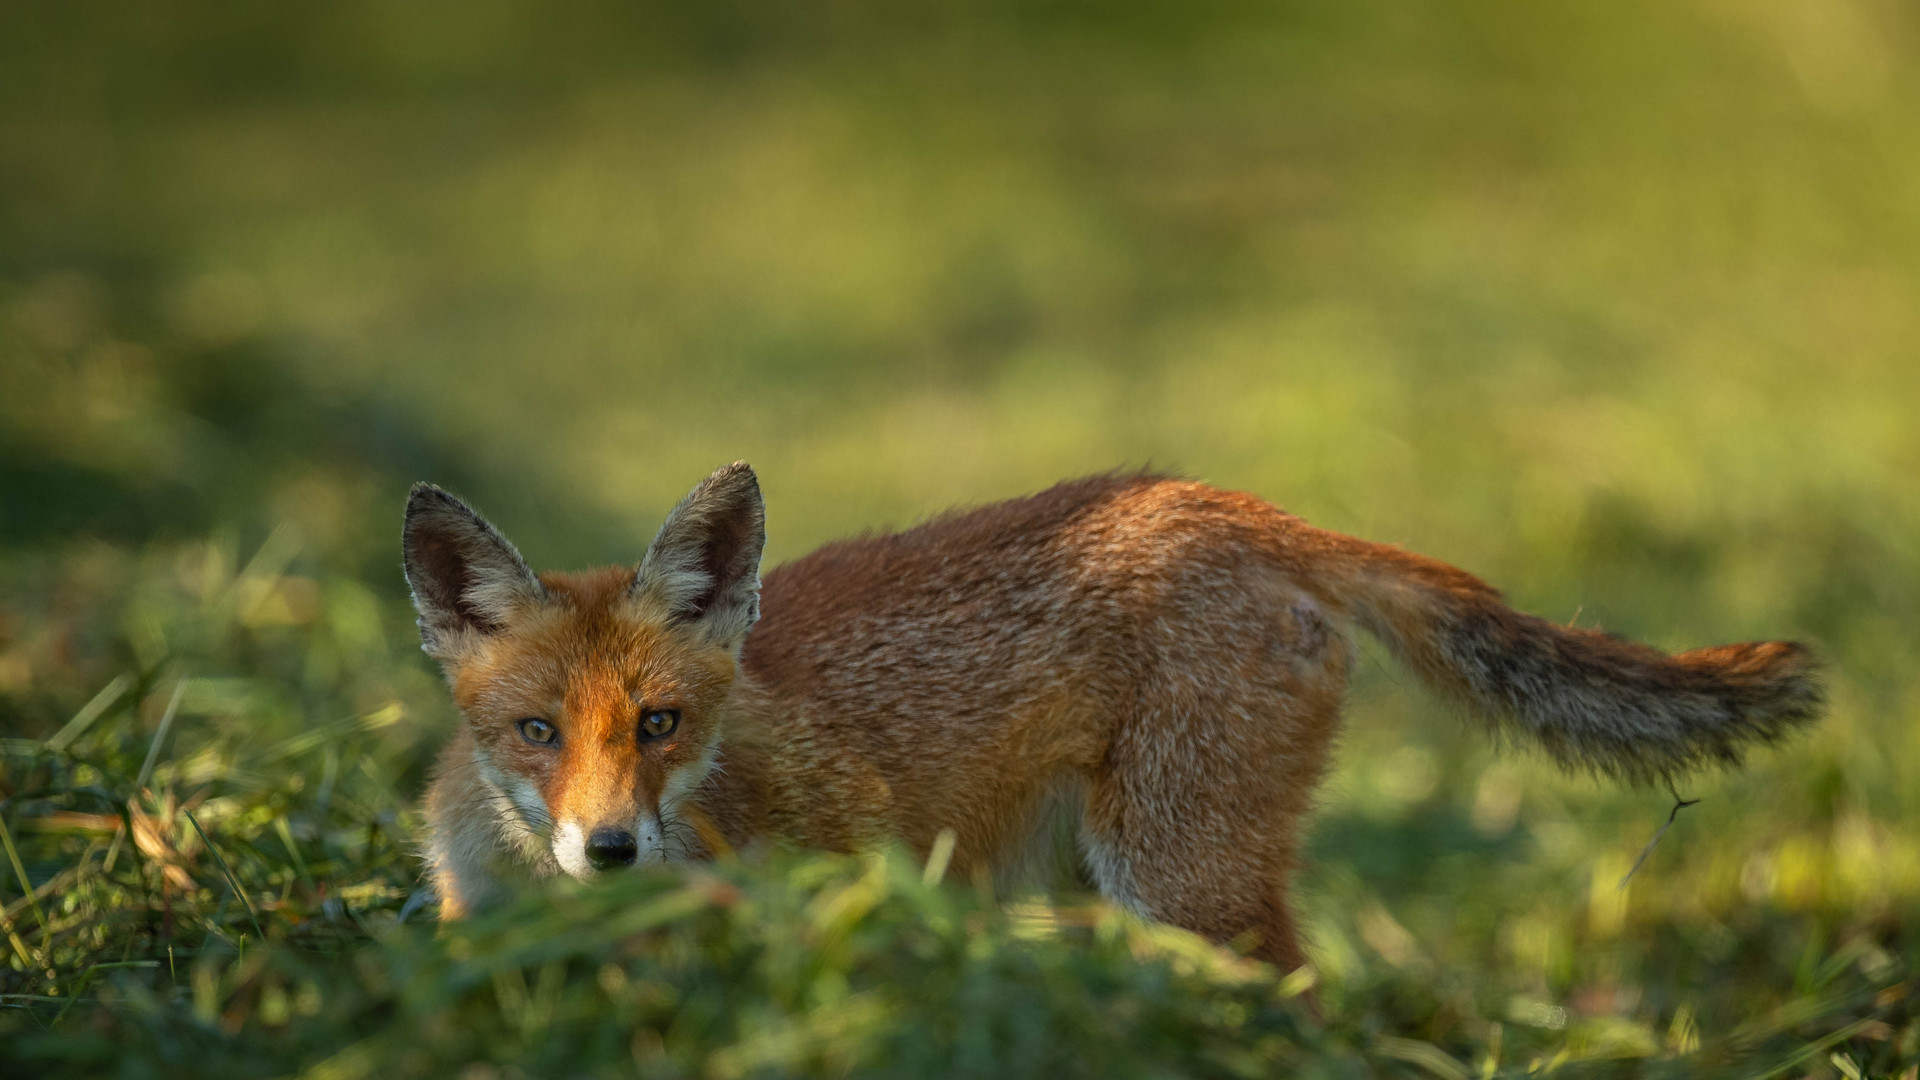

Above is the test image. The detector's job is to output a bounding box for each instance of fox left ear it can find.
[633,462,766,646]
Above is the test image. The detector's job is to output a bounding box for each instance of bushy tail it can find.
[1308,531,1824,781]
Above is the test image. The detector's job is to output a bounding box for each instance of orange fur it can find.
[408,468,1822,966]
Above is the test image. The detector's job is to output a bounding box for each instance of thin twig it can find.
[1619,780,1701,889]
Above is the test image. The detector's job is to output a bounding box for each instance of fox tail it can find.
[1304,529,1824,781]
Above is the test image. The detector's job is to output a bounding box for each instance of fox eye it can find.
[517,718,558,746]
[639,709,679,741]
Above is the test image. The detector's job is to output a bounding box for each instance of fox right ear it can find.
[632,462,765,648]
[402,484,544,657]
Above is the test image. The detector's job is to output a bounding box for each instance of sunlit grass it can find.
[2,374,1915,1075]
[5,0,1920,1074]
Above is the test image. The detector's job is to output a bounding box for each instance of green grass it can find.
[4,0,1920,1075]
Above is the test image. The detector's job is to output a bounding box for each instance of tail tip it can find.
[1679,638,1826,720]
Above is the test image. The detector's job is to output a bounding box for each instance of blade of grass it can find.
[4,847,96,923]
[0,810,50,944]
[227,522,302,625]
[134,677,191,793]
[51,960,163,1024]
[184,808,265,942]
[1,919,34,970]
[45,674,132,753]
[1747,1017,1883,1080]
[248,701,403,767]
[274,816,314,893]
[922,828,956,886]
[1375,1037,1472,1080]
[105,676,190,874]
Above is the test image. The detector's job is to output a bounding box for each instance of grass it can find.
[4,0,1920,1075]
[0,386,1914,1079]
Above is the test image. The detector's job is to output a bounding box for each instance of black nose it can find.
[585,827,638,870]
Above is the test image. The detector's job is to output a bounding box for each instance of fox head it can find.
[403,463,763,878]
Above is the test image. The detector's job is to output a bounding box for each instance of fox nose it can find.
[585,827,638,870]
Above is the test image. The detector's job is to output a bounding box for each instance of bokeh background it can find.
[3,1,1918,1074]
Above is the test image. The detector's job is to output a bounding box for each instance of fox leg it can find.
[1081,805,1311,971]
[1078,600,1349,971]
[1080,751,1314,968]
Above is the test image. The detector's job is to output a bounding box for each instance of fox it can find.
[405,464,1822,970]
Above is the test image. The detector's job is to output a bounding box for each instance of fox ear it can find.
[402,484,544,656]
[632,462,765,646]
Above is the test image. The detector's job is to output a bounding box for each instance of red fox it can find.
[406,465,1822,969]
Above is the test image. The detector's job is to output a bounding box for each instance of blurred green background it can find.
[3,0,1918,1075]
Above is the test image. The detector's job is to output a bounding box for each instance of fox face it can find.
[404,464,764,879]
